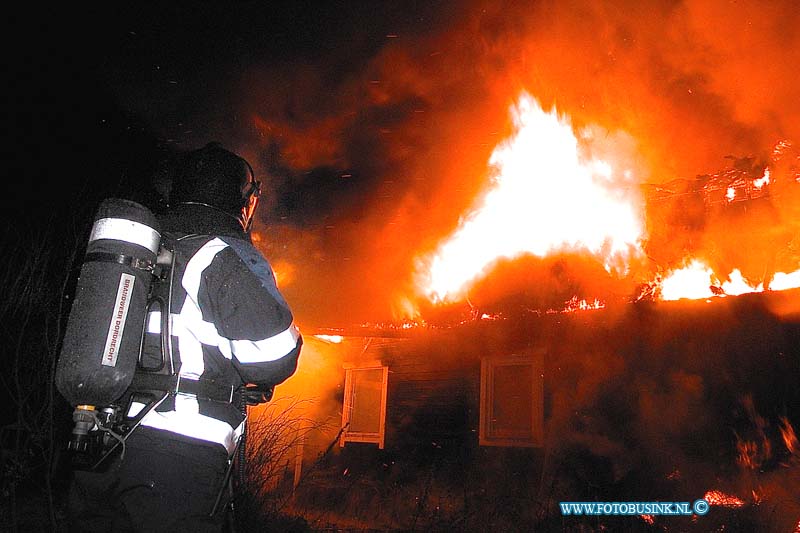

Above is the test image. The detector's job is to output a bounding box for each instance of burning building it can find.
[240,12,800,523]
[246,93,800,531]
[252,290,800,531]
[65,2,799,529]
[6,2,800,531]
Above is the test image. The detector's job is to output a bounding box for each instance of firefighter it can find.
[67,142,303,532]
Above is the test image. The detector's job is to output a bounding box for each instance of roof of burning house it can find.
[312,285,800,343]
[644,141,800,209]
[643,156,772,207]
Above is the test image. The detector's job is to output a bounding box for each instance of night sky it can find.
[7,1,800,327]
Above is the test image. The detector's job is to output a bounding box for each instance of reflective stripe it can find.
[149,311,224,348]
[138,394,245,454]
[182,238,229,304]
[230,323,301,363]
[90,217,161,254]
[146,311,160,334]
[127,401,146,418]
[178,238,230,377]
[146,311,177,334]
[138,236,282,452]
[176,336,205,380]
[146,311,220,377]
[187,314,228,349]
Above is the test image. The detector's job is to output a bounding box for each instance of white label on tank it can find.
[101,273,136,367]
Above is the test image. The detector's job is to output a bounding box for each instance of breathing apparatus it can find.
[55,144,269,474]
[55,197,178,463]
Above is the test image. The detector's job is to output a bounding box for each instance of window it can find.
[340,362,389,449]
[480,353,544,448]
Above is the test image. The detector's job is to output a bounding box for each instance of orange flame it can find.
[780,416,799,456]
[416,93,644,303]
[771,271,800,292]
[659,260,719,301]
[547,296,605,314]
[659,260,800,301]
[737,437,771,471]
[414,92,800,307]
[754,168,771,189]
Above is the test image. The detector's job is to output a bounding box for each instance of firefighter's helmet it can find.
[170,142,262,232]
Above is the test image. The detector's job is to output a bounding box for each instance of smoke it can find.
[95,1,800,326]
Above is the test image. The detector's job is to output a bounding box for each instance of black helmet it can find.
[170,142,262,232]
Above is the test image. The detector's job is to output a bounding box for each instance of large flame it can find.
[660,260,800,301]
[414,92,800,307]
[417,93,643,302]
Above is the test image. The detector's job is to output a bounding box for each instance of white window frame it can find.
[479,352,544,448]
[340,361,389,449]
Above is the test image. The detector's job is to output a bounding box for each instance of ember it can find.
[737,437,771,471]
[546,296,605,314]
[314,334,344,344]
[703,490,746,508]
[781,416,799,457]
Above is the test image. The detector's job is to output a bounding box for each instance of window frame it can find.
[479,352,544,448]
[340,361,389,449]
